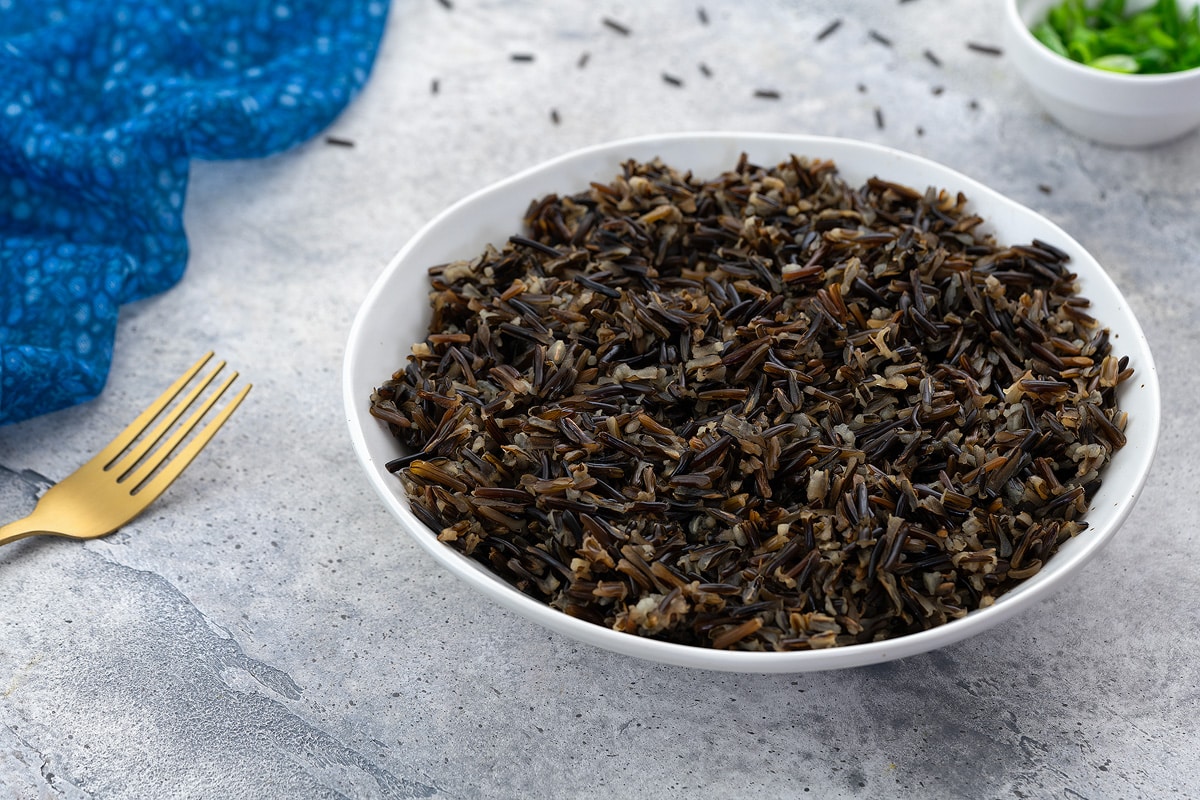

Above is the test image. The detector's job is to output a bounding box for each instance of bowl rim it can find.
[1005,0,1200,85]
[344,131,1162,673]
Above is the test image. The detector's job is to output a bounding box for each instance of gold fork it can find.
[0,353,250,546]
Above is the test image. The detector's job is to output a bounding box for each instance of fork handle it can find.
[0,516,48,546]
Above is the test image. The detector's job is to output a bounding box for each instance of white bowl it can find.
[1004,0,1200,146]
[344,132,1160,672]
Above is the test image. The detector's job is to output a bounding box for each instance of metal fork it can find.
[0,353,250,546]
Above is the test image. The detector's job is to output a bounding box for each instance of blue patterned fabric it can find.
[0,0,388,426]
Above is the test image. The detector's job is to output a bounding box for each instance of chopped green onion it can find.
[1032,0,1200,73]
[1088,53,1140,71]
[1034,21,1071,56]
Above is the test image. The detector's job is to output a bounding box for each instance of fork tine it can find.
[109,358,228,481]
[127,382,251,506]
[90,352,215,470]
[121,371,249,496]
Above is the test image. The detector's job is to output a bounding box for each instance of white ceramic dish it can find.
[344,132,1160,673]
[1004,0,1200,147]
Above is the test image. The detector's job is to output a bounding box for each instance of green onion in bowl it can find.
[1032,0,1200,73]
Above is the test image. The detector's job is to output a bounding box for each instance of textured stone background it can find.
[2,1,1198,797]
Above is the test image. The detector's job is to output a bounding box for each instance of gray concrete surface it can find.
[2,1,1198,797]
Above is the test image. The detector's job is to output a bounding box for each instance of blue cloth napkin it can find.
[0,0,388,426]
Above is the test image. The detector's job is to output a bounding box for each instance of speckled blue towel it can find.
[0,0,388,426]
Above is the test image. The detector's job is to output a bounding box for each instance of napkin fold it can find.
[0,0,388,426]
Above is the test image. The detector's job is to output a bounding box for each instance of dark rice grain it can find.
[967,41,1004,56]
[816,19,842,41]
[603,17,632,35]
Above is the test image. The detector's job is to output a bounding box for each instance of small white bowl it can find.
[1004,0,1200,146]
[344,132,1160,672]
